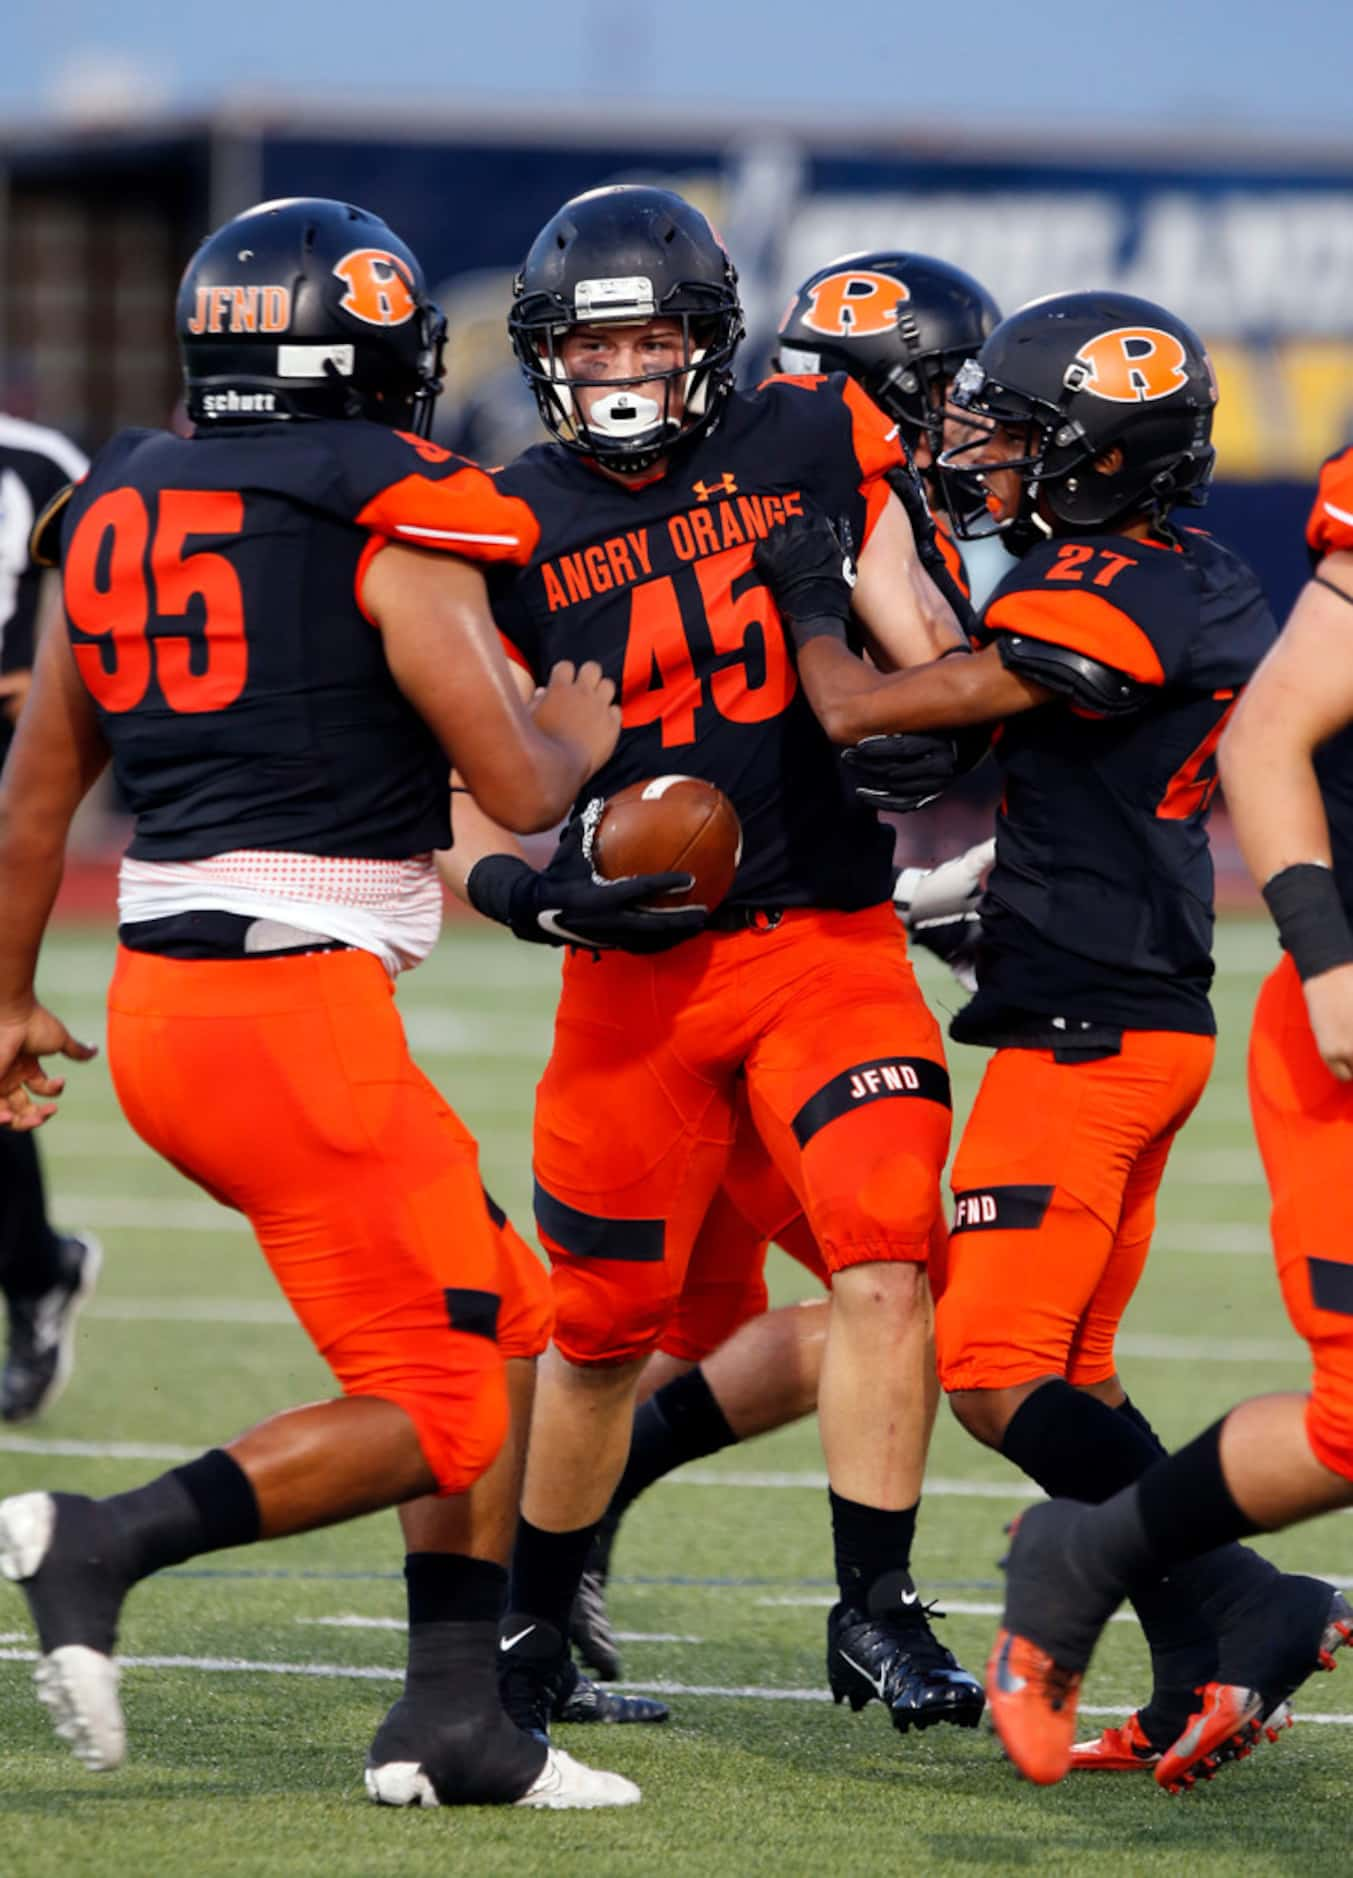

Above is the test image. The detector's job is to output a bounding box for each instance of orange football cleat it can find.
[1155,1684,1263,1793]
[986,1628,1083,1786]
[1069,1711,1160,1771]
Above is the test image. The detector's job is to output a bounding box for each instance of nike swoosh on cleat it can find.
[994,1635,1027,1696]
[899,1591,919,1606]
[840,1651,888,1701]
[500,1625,537,1653]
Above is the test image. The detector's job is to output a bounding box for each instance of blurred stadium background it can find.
[4,83,1352,895]
[5,12,1353,1872]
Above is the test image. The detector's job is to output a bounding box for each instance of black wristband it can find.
[790,613,849,647]
[465,853,535,929]
[1261,862,1353,981]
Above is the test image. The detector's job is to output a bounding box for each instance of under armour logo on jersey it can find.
[693,473,738,501]
[797,270,911,340]
[332,248,418,326]
[1068,327,1191,404]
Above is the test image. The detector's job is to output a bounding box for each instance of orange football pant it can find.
[658,1092,829,1363]
[532,905,951,1365]
[1250,954,1353,1481]
[934,1028,1214,1393]
[106,945,549,1495]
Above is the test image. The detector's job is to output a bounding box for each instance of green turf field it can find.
[2,917,1349,1877]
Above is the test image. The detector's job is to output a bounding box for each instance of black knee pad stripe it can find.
[951,1184,1054,1234]
[443,1288,501,1341]
[480,1184,507,1230]
[533,1179,664,1262]
[1309,1256,1353,1317]
[791,1056,951,1147]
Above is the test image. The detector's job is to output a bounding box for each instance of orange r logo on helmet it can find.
[1074,327,1190,403]
[333,248,418,327]
[797,270,911,340]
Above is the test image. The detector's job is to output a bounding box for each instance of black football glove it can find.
[465,811,708,954]
[844,720,991,813]
[752,508,856,649]
[842,732,963,813]
[884,463,979,641]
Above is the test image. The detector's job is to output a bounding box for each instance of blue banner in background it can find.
[255,129,1353,615]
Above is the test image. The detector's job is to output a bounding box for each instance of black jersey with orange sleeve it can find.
[1307,444,1353,925]
[486,373,905,911]
[58,420,537,862]
[953,527,1277,1042]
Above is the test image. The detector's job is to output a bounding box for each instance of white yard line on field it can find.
[1151,1224,1271,1256]
[7,1647,1347,1722]
[756,1596,1135,1622]
[1166,1149,1265,1185]
[295,1615,702,1642]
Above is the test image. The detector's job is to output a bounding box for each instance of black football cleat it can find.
[828,1570,985,1735]
[0,1490,132,1771]
[555,1670,668,1726]
[569,1559,623,1682]
[3,1233,102,1424]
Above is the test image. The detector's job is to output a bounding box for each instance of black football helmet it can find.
[178,197,446,435]
[939,289,1217,544]
[509,185,744,476]
[774,251,1001,458]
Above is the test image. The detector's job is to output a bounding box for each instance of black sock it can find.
[406,1552,507,1628]
[1117,1395,1169,1458]
[0,1129,63,1300]
[1071,1419,1261,1613]
[1135,1419,1261,1563]
[403,1554,509,1700]
[610,1368,736,1519]
[508,1516,598,1638]
[1000,1380,1162,1501]
[829,1489,919,1606]
[102,1448,261,1583]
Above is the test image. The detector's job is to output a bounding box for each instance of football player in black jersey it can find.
[564,250,1003,1686]
[444,184,987,1746]
[755,288,1342,1783]
[0,408,101,1425]
[985,445,1353,1790]
[0,196,639,1809]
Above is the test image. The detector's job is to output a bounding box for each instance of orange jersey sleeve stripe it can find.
[840,375,906,485]
[355,466,540,564]
[933,516,970,598]
[499,631,533,675]
[354,533,387,626]
[985,586,1166,685]
[1308,447,1353,559]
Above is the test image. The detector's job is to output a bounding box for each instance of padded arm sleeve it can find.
[994,632,1153,716]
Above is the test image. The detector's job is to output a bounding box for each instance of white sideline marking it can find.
[3,1647,1351,1724]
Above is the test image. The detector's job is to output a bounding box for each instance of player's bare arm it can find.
[755,506,1047,745]
[0,616,104,1125]
[1220,549,1353,1080]
[849,487,968,674]
[364,543,619,833]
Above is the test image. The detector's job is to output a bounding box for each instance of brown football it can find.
[591,776,743,912]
